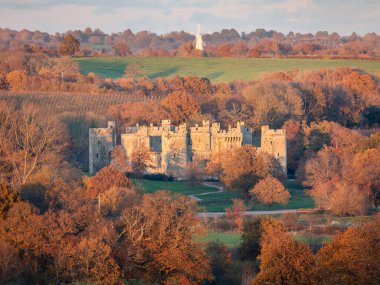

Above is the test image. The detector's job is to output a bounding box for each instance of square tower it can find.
[89,121,116,174]
[260,126,287,173]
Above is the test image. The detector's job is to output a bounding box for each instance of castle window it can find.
[96,153,98,158]
[98,140,100,145]
[270,141,272,145]
[277,153,280,157]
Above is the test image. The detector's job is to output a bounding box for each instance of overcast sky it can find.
[0,0,379,36]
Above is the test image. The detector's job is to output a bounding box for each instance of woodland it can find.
[0,31,379,284]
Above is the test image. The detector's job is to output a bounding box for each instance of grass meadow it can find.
[76,57,380,83]
[134,179,314,212]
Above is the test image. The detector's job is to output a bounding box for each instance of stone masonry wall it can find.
[260,125,287,173]
[89,121,116,174]
[90,121,287,176]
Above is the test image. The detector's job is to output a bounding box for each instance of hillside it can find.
[76,57,380,83]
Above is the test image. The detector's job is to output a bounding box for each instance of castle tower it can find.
[190,120,211,161]
[260,126,287,173]
[161,123,189,177]
[89,121,117,174]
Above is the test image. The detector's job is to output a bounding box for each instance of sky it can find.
[0,0,379,36]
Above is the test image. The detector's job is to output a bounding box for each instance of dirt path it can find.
[189,181,315,217]
[188,182,223,201]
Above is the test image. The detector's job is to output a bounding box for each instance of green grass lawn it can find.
[133,179,218,196]
[133,179,314,212]
[198,180,314,212]
[76,57,380,83]
[196,232,333,249]
[195,232,242,249]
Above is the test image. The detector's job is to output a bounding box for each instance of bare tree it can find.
[0,103,66,186]
[184,160,204,186]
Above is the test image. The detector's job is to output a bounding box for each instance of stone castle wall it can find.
[89,121,116,173]
[89,120,287,176]
[260,125,287,172]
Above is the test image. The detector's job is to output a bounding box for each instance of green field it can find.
[199,180,314,212]
[196,232,333,249]
[134,179,314,212]
[132,179,217,195]
[76,57,380,83]
[195,232,242,249]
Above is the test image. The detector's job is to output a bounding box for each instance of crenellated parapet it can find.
[89,120,287,177]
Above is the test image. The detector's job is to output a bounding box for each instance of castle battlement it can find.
[89,121,287,176]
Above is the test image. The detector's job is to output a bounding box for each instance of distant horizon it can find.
[0,0,379,36]
[0,26,377,38]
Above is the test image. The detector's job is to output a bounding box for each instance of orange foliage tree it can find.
[253,222,315,285]
[130,142,153,177]
[59,34,80,56]
[207,146,284,196]
[250,176,290,209]
[5,70,27,91]
[117,191,212,284]
[315,221,380,285]
[86,164,130,195]
[161,91,201,124]
[226,199,247,232]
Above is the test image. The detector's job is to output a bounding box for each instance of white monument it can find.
[192,24,205,51]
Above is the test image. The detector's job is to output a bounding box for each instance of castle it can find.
[89,120,287,176]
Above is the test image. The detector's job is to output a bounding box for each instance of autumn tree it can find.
[59,34,80,56]
[243,81,304,128]
[124,63,144,78]
[217,43,234,57]
[0,181,20,215]
[253,222,315,285]
[304,139,375,215]
[0,240,21,283]
[112,42,132,56]
[100,186,138,217]
[62,237,121,284]
[0,103,66,185]
[282,119,305,175]
[226,199,247,232]
[315,221,380,285]
[5,70,28,91]
[209,146,284,196]
[250,176,290,209]
[52,56,81,81]
[116,191,212,284]
[161,91,201,124]
[129,142,152,177]
[239,217,285,261]
[178,42,195,57]
[86,164,130,195]
[108,101,170,130]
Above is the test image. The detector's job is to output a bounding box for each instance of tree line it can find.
[1,27,380,58]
